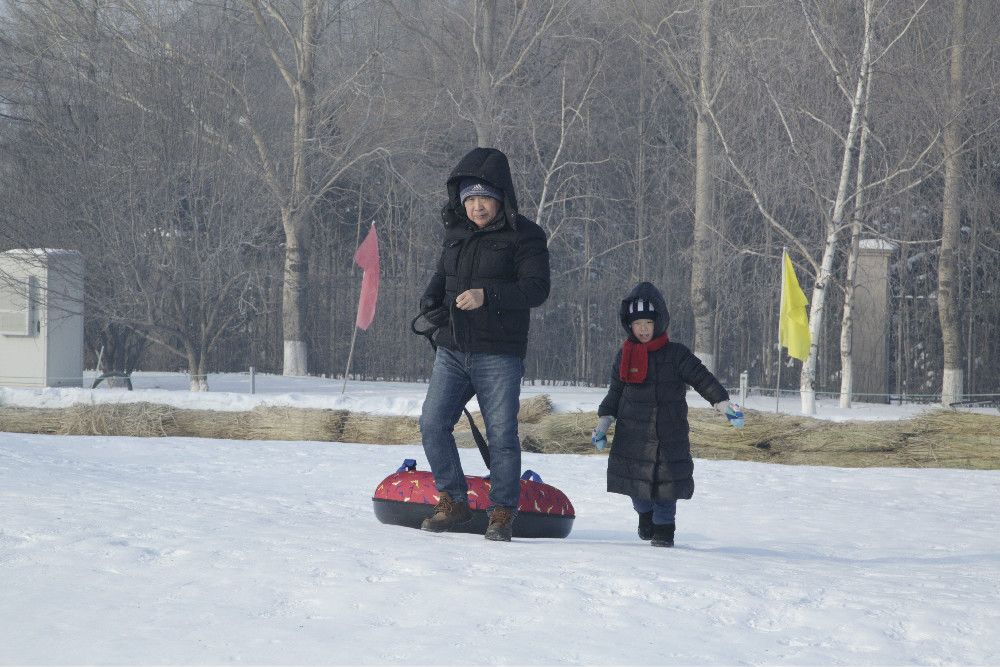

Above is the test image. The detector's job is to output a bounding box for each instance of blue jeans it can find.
[420,346,524,509]
[632,497,677,525]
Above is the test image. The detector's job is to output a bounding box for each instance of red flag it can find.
[353,222,380,330]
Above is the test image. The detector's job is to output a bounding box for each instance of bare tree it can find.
[231,0,389,376]
[789,0,874,414]
[937,0,968,406]
[384,0,571,147]
[0,1,292,387]
[691,0,716,372]
[4,0,1000,395]
[634,0,723,372]
[64,0,390,377]
[837,59,872,409]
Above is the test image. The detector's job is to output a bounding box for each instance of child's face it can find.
[631,318,655,343]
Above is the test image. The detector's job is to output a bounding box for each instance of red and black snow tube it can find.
[373,460,575,538]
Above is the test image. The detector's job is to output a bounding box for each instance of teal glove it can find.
[592,415,614,451]
[591,429,607,450]
[714,401,745,429]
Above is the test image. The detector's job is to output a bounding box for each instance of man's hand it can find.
[455,289,485,310]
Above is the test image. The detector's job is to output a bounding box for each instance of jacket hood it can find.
[619,282,670,339]
[444,147,520,230]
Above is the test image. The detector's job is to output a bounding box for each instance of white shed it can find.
[0,249,84,388]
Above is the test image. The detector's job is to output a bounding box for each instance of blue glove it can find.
[714,400,744,429]
[591,429,608,451]
[724,404,745,429]
[592,415,613,451]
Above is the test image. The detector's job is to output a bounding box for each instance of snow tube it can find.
[373,459,575,538]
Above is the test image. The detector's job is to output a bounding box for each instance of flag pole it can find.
[343,220,365,395]
[342,324,359,395]
[342,224,362,395]
[343,221,379,395]
[776,348,782,413]
[776,247,787,413]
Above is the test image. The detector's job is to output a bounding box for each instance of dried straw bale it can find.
[317,394,552,445]
[340,413,421,444]
[895,410,1000,469]
[518,394,554,424]
[171,409,250,439]
[0,407,64,434]
[528,412,602,455]
[4,398,996,470]
[244,406,350,441]
[460,395,554,433]
[57,402,176,437]
[687,408,908,466]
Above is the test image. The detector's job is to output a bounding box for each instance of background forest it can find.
[1,0,997,405]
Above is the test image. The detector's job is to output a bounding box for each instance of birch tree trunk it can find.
[244,0,320,376]
[287,0,318,376]
[184,341,210,392]
[938,0,967,406]
[799,0,873,415]
[634,44,647,283]
[474,0,499,145]
[838,64,873,409]
[691,0,716,373]
[281,207,310,376]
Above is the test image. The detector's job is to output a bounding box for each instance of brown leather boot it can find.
[420,492,472,532]
[484,506,515,542]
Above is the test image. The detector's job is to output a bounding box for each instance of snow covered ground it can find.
[1,432,998,665]
[0,371,958,421]
[2,376,999,664]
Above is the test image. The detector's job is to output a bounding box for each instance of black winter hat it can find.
[618,282,670,338]
[625,298,658,324]
[459,178,503,203]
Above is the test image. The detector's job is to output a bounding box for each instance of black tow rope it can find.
[411,311,491,469]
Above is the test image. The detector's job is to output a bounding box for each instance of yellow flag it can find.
[779,250,811,362]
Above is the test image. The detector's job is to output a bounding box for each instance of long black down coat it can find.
[421,147,550,359]
[598,282,729,501]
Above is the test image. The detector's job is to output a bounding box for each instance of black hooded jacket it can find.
[421,147,550,358]
[597,282,729,501]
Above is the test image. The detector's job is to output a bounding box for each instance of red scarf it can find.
[619,332,669,383]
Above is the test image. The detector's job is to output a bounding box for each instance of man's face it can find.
[463,195,501,229]
[630,318,655,343]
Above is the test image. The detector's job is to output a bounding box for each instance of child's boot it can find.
[638,511,654,540]
[651,522,675,547]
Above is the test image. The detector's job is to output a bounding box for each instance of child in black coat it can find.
[592,282,743,546]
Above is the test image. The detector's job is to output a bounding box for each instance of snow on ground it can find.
[0,371,962,421]
[1,431,998,665]
[2,378,999,664]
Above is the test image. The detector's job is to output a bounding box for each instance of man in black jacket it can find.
[418,147,550,541]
